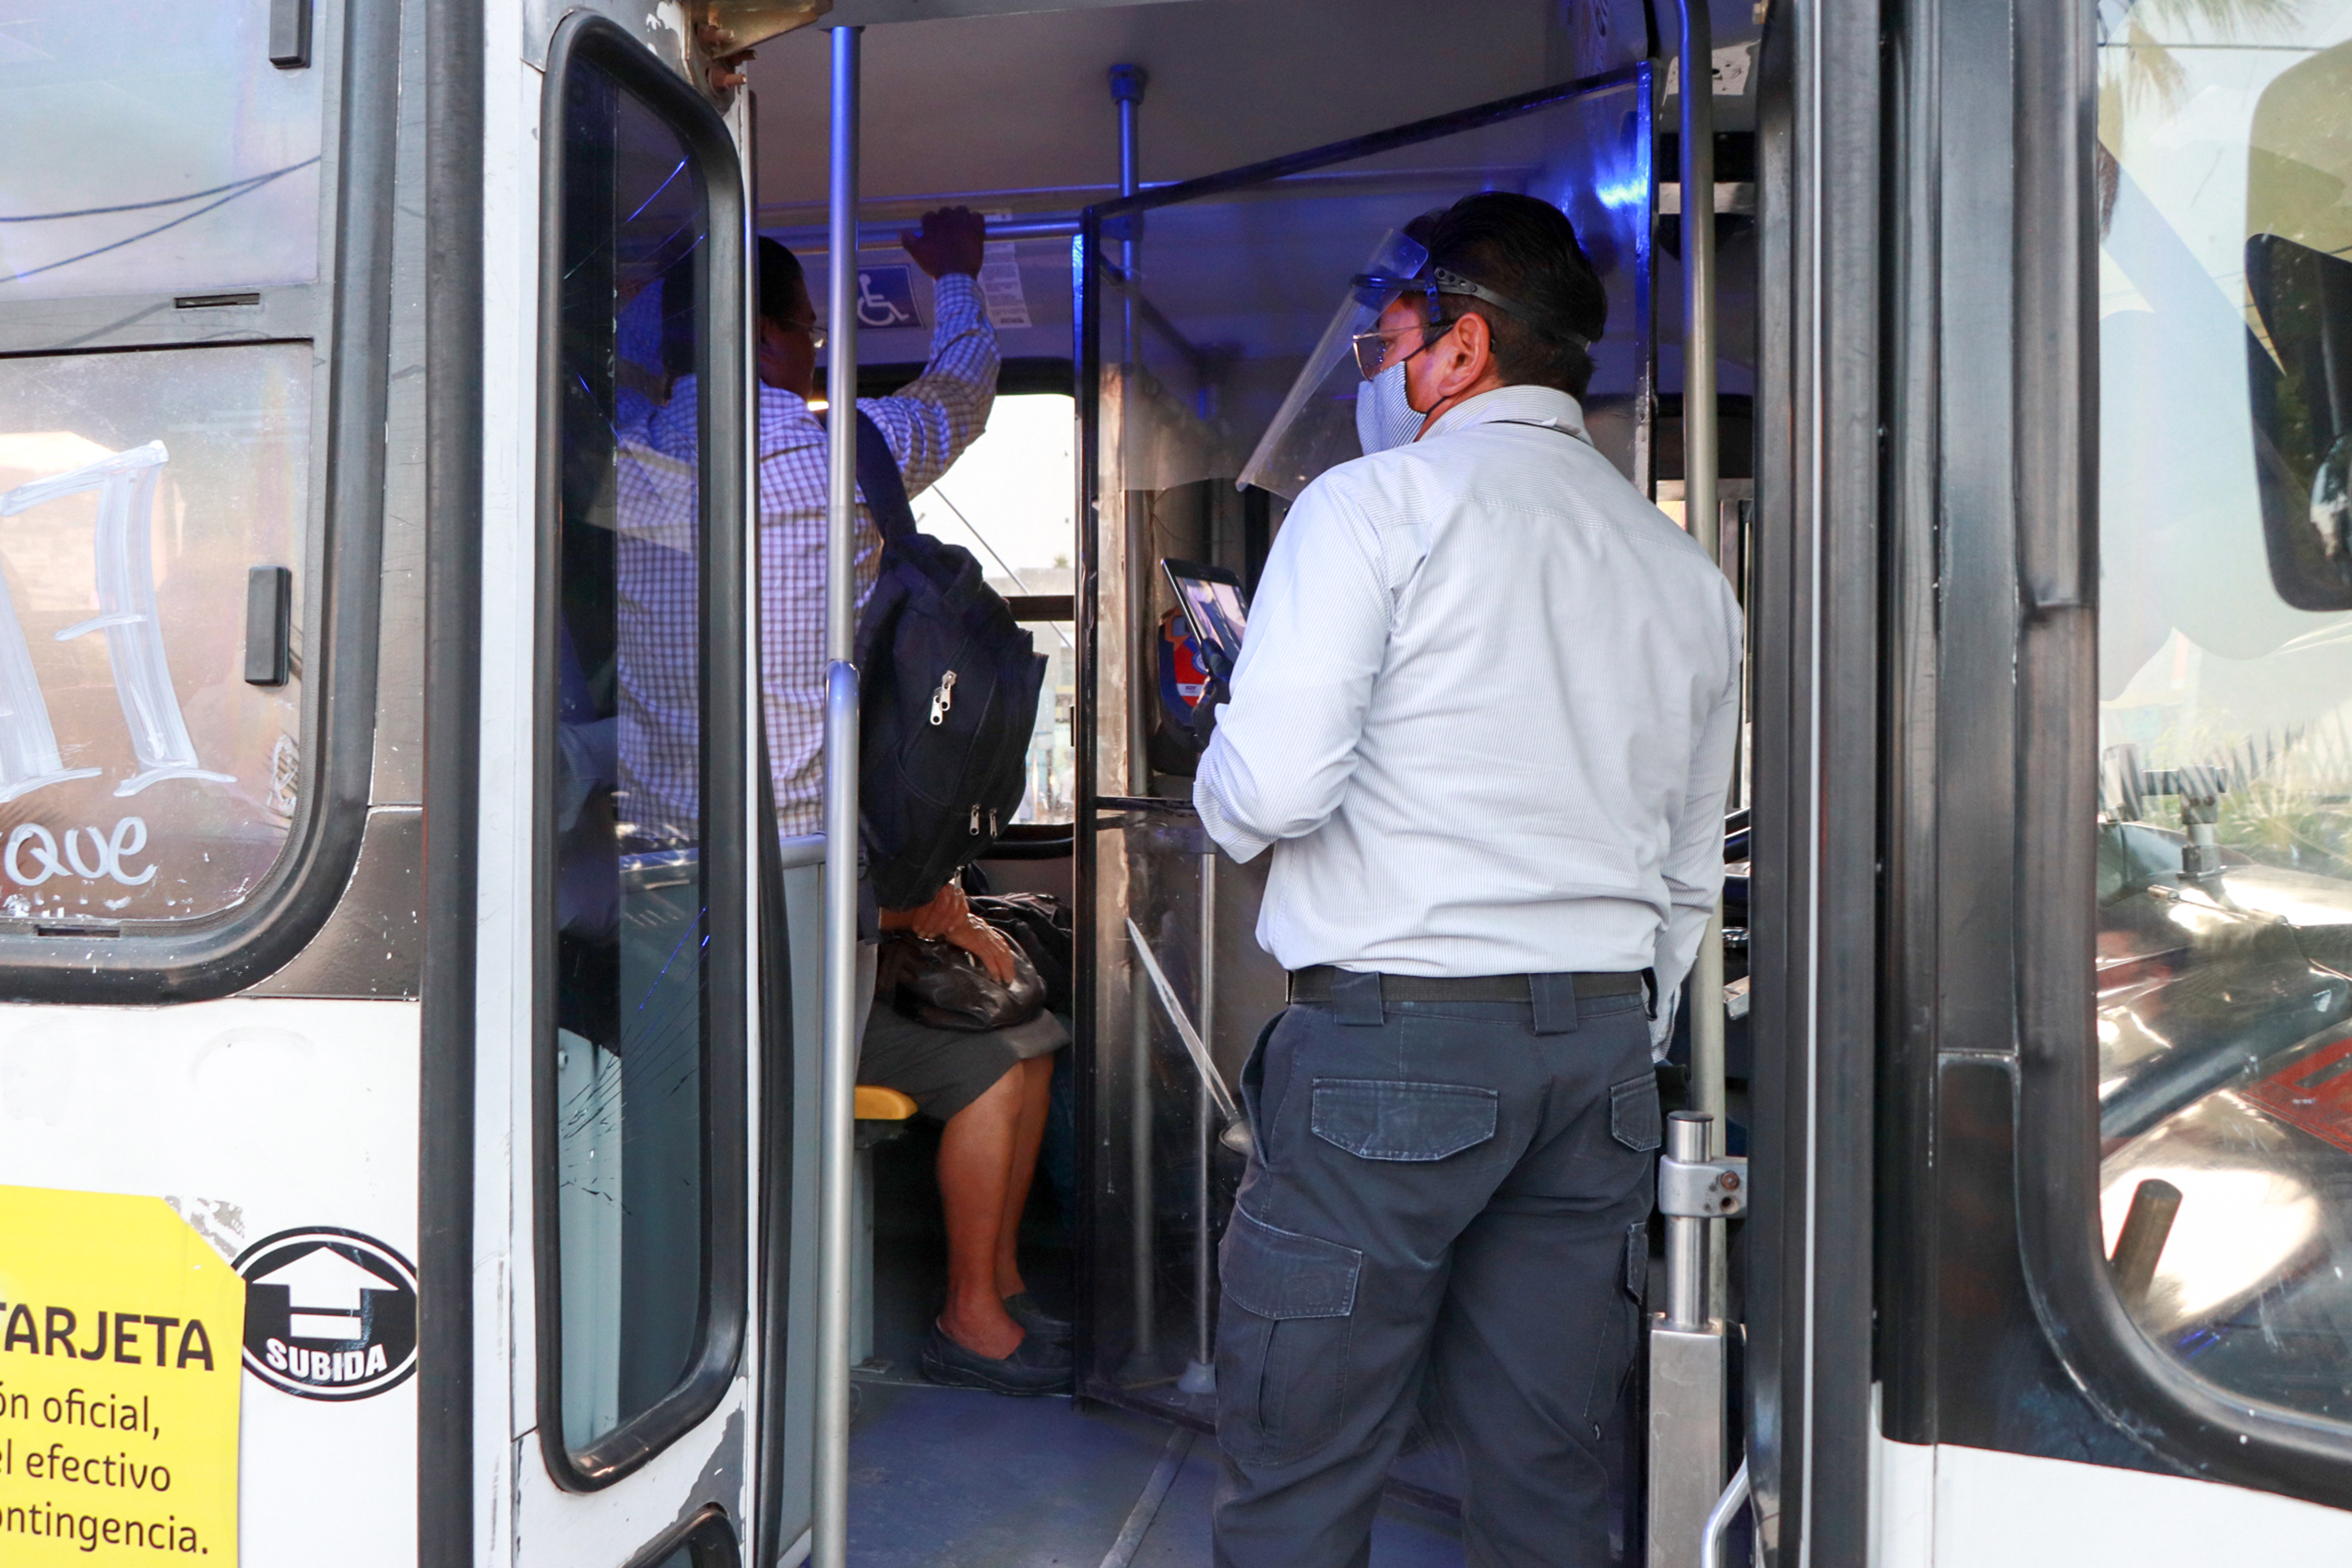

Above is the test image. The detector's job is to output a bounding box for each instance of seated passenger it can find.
[754,220,1073,1396]
[864,879,1070,1395]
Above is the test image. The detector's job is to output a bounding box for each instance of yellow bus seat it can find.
[855,1085,919,1121]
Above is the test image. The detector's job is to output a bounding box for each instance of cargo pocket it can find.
[1584,1222,1654,1440]
[1309,1077,1498,1162]
[1609,1073,1663,1152]
[1216,1206,1361,1465]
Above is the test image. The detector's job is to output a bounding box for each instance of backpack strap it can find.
[853,409,920,546]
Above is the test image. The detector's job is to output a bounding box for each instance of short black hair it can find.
[757,236,808,331]
[1419,192,1606,399]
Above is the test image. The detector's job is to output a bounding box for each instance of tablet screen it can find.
[1167,564,1248,680]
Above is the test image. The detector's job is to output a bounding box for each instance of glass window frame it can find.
[529,11,750,1494]
[2013,0,2352,1511]
[0,0,391,999]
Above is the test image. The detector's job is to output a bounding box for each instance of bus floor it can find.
[851,1117,1469,1566]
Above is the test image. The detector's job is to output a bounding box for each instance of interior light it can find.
[1593,173,1648,213]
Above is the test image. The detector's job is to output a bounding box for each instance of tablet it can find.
[1161,559,1249,682]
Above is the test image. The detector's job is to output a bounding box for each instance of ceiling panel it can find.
[744,0,1563,222]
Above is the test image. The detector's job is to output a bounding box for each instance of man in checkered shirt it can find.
[627,212,1075,1394]
[748,217,999,841]
[614,211,1004,842]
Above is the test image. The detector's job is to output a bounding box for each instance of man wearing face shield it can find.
[1193,192,1744,1568]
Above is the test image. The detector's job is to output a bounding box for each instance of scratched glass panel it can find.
[549,53,713,1455]
[2094,3,2352,1423]
[0,343,308,927]
[0,2,325,299]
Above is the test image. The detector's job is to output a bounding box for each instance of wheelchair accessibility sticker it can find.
[234,1228,417,1403]
[855,264,923,328]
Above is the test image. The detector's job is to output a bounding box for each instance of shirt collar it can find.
[1419,383,1591,446]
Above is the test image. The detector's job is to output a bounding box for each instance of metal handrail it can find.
[1677,0,1728,1283]
[1701,1458,1752,1568]
[813,24,864,1568]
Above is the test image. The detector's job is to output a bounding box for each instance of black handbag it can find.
[876,931,1047,1032]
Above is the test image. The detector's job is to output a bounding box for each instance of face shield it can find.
[1235,229,1428,501]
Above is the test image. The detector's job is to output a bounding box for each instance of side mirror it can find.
[2248,233,2352,610]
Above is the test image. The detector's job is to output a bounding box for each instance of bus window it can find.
[541,26,745,1476]
[0,3,323,300]
[0,345,309,924]
[2094,6,2352,1424]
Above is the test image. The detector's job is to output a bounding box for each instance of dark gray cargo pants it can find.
[1211,976,1660,1568]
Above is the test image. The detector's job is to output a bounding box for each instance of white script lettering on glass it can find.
[6,817,157,886]
[0,440,234,801]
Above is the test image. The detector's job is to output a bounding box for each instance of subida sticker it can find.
[233,1229,418,1403]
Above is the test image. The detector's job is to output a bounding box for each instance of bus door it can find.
[1069,65,1661,1507]
[1742,0,2352,1561]
[471,9,776,1566]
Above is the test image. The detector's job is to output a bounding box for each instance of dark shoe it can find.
[920,1321,1073,1396]
[1003,1291,1073,1347]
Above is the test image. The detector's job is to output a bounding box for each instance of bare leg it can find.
[993,1054,1056,1300]
[934,1064,1027,1360]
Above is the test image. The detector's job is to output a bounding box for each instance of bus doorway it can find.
[746,5,1757,1563]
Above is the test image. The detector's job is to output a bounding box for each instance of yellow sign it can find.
[0,1185,243,1564]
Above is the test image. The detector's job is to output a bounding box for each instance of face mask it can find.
[1354,360,1423,455]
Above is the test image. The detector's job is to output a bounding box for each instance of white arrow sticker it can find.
[253,1245,400,1316]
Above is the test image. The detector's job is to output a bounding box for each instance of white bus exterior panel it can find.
[1871,1432,2352,1564]
[0,995,420,1568]
[509,1379,753,1565]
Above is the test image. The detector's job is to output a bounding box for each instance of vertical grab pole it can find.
[1179,847,1218,1396]
[814,23,862,1568]
[1110,60,1158,1374]
[1675,0,1730,1326]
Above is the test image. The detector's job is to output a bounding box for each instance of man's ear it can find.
[1439,311,1493,395]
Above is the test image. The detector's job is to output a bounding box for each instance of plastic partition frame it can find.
[2005,0,2352,1515]
[530,11,754,1493]
[1072,60,1657,1420]
[0,0,393,1001]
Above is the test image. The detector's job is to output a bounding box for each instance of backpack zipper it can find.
[929,669,957,726]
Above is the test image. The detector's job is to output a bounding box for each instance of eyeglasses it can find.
[778,317,827,351]
[1349,319,1454,380]
[1347,265,1591,362]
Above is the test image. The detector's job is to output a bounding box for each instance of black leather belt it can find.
[1286,966,1648,1004]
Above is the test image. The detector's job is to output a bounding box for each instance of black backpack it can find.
[852,411,1046,910]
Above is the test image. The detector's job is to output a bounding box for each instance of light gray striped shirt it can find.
[1193,384,1742,1040]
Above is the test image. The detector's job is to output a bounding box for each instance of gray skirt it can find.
[858,1001,1069,1123]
